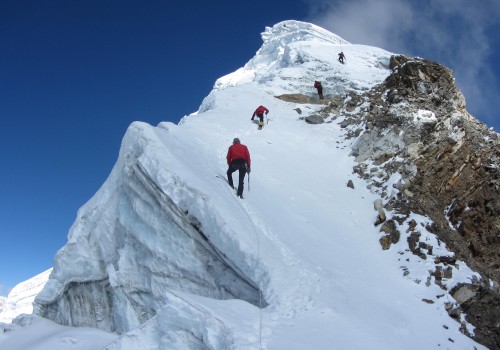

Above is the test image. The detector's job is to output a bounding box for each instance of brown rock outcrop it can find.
[329,55,499,349]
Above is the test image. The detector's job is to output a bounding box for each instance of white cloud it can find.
[305,0,413,50]
[306,0,500,130]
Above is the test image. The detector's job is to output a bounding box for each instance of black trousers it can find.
[227,159,247,197]
[317,87,324,99]
[256,114,264,124]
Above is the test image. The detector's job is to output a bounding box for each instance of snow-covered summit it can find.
[249,20,349,74]
[206,20,390,111]
[261,20,350,46]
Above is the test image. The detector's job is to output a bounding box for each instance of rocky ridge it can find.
[291,55,500,349]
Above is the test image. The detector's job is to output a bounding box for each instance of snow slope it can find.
[0,269,51,324]
[1,21,487,349]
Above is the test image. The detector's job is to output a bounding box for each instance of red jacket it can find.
[227,143,251,166]
[252,105,269,117]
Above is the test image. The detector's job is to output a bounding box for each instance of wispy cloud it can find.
[305,0,500,130]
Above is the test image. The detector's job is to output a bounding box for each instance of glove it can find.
[247,166,251,174]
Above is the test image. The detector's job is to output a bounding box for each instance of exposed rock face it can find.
[305,114,325,124]
[330,55,499,349]
[275,94,326,104]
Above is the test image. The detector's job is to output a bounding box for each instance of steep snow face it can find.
[0,269,51,324]
[34,123,265,334]
[29,20,488,350]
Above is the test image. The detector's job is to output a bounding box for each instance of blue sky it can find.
[1,0,498,296]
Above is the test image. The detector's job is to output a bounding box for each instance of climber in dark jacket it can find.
[226,138,251,199]
[251,105,269,130]
[338,51,346,63]
[314,81,324,99]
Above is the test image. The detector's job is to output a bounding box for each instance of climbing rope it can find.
[237,198,263,349]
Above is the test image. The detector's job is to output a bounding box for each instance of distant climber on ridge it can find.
[226,138,251,199]
[314,81,324,100]
[251,105,269,130]
[338,51,346,64]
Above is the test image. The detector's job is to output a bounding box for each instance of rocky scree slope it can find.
[308,54,500,349]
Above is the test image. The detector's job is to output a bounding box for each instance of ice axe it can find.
[246,165,251,191]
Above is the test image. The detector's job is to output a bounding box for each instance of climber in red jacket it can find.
[314,81,324,100]
[226,138,251,199]
[251,105,269,130]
